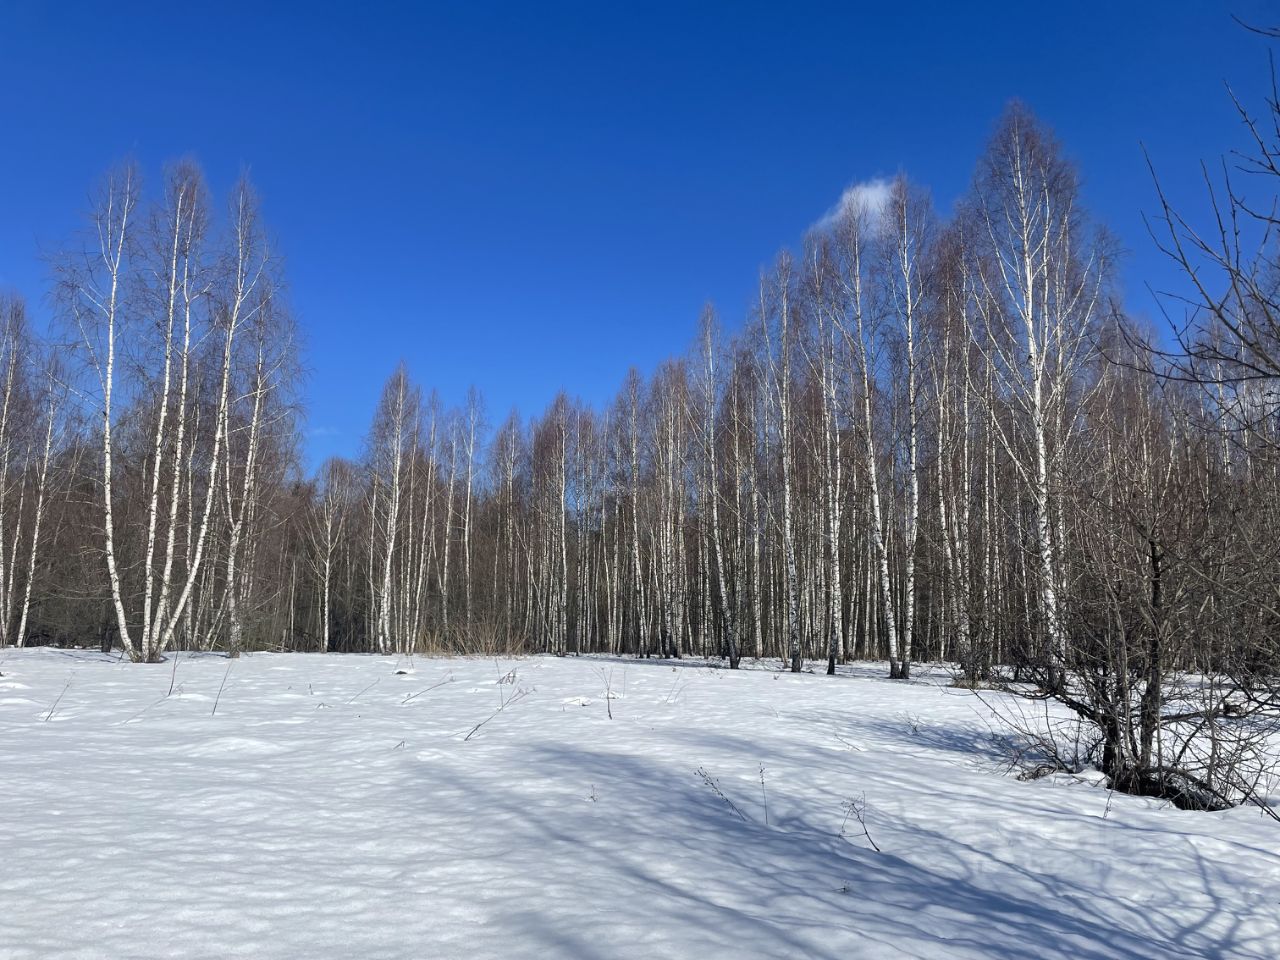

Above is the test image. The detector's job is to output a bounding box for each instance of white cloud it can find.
[815,177,893,231]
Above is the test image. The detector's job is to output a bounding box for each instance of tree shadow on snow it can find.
[404,738,1272,959]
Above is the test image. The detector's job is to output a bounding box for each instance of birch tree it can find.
[368,364,419,654]
[880,176,935,679]
[970,104,1106,680]
[832,201,902,675]
[309,458,354,652]
[62,163,254,662]
[699,308,740,668]
[759,258,804,672]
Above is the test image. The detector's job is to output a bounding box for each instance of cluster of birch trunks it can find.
[0,104,1276,746]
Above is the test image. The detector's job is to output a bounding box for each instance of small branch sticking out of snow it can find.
[760,764,769,826]
[402,674,454,705]
[43,677,72,722]
[596,668,616,719]
[346,679,380,705]
[695,766,749,822]
[166,651,180,698]
[211,662,233,717]
[839,793,881,853]
[463,686,530,742]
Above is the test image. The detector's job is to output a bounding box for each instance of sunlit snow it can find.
[2,649,1277,959]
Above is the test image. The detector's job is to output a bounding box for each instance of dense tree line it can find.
[3,89,1278,810]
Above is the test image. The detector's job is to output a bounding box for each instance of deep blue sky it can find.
[1,1,1275,468]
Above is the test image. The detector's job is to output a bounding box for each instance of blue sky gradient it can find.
[1,1,1275,466]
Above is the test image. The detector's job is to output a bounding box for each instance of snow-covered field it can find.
[1,649,1276,959]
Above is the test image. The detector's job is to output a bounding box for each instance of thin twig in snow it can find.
[402,674,454,704]
[44,677,73,722]
[463,687,531,741]
[759,763,770,825]
[166,650,181,698]
[839,793,881,853]
[122,694,170,724]
[662,674,687,704]
[211,662,233,717]
[695,766,749,822]
[597,667,615,719]
[346,678,380,704]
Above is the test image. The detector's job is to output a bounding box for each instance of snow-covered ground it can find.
[1,649,1276,959]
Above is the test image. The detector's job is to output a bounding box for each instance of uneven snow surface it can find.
[2,649,1277,959]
